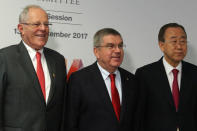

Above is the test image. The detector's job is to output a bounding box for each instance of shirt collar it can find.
[162,57,182,75]
[22,41,44,60]
[97,62,118,80]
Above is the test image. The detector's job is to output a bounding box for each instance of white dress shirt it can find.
[97,62,122,104]
[163,57,182,91]
[23,41,51,103]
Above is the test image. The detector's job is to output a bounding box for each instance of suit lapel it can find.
[179,62,192,110]
[91,63,118,120]
[17,42,46,105]
[119,68,130,122]
[44,48,56,105]
[157,59,175,110]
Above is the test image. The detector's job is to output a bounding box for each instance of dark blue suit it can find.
[66,62,138,131]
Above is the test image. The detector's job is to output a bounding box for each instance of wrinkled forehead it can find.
[164,27,187,40]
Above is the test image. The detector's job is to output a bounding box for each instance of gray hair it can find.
[93,28,122,47]
[19,5,44,23]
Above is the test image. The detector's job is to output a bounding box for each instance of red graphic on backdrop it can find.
[67,59,83,80]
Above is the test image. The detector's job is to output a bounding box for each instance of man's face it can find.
[159,27,187,67]
[94,35,124,73]
[18,8,49,50]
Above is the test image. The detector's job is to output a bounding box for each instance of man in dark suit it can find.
[0,5,67,131]
[135,23,197,131]
[66,28,138,131]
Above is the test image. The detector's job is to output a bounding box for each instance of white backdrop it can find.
[0,0,197,73]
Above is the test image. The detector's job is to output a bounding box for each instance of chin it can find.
[38,42,47,46]
[112,64,121,68]
[176,56,185,61]
[173,59,183,64]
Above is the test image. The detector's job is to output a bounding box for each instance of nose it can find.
[176,45,183,51]
[114,45,121,52]
[39,24,48,30]
[175,42,185,49]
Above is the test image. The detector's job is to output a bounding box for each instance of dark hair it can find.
[158,23,187,42]
[93,28,122,47]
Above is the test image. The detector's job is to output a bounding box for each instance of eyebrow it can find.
[106,42,123,44]
[170,36,186,39]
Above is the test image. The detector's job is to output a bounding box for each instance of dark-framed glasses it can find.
[96,43,126,50]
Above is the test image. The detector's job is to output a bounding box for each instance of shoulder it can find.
[44,47,64,58]
[44,47,66,65]
[0,44,21,62]
[67,63,99,86]
[182,61,197,71]
[71,63,97,77]
[118,67,135,78]
[0,44,18,54]
[136,60,160,74]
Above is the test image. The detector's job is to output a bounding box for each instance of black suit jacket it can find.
[135,58,197,131]
[0,42,67,131]
[66,62,138,131]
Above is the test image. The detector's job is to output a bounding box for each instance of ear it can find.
[18,24,24,36]
[159,41,165,52]
[94,47,100,59]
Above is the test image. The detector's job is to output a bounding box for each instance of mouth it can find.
[111,56,122,62]
[112,56,120,58]
[175,51,183,55]
[175,52,185,58]
[35,34,47,38]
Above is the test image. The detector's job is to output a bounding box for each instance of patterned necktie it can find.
[109,74,120,121]
[36,52,46,100]
[172,69,179,111]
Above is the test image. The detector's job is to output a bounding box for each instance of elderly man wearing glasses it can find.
[66,28,138,131]
[0,5,67,131]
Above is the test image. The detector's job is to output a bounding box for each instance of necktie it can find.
[172,69,179,111]
[36,52,46,100]
[109,74,120,121]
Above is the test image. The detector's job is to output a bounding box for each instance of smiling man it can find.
[66,28,138,131]
[0,5,67,131]
[135,23,197,131]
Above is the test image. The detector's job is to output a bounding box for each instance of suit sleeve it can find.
[0,52,6,131]
[65,73,81,131]
[135,68,147,131]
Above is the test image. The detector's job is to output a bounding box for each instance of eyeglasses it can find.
[21,23,52,28]
[165,40,188,45]
[96,43,126,50]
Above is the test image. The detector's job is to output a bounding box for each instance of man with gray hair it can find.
[0,5,67,131]
[66,28,138,131]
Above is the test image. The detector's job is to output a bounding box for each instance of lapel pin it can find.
[126,77,129,80]
[53,73,55,78]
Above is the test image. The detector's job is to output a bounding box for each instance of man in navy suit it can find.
[135,23,197,131]
[0,5,67,131]
[66,28,138,131]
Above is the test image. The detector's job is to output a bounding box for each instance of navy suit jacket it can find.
[135,58,197,131]
[0,42,67,131]
[66,62,138,131]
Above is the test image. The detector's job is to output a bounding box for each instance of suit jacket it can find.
[135,58,197,131]
[0,42,67,131]
[66,62,138,131]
